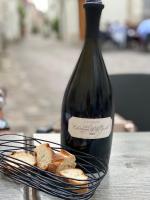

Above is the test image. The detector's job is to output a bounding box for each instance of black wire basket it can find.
[0,134,107,200]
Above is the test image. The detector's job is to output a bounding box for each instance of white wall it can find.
[58,0,144,42]
[102,0,143,26]
[0,0,4,53]
[59,0,79,43]
[102,0,128,25]
[143,0,150,18]
[1,0,20,41]
[47,0,59,20]
[131,0,143,22]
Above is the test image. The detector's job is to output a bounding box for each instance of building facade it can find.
[59,0,80,42]
[47,0,60,21]
[102,0,143,25]
[143,0,150,18]
[0,0,20,56]
[0,0,20,42]
[58,0,149,42]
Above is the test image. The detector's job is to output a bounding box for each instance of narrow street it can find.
[0,36,150,134]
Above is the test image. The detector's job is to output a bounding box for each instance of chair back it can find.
[110,74,150,131]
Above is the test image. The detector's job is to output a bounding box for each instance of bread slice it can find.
[59,168,89,194]
[8,152,36,167]
[57,150,76,162]
[34,143,53,170]
[48,149,76,173]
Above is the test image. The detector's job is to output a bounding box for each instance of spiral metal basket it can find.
[0,134,107,200]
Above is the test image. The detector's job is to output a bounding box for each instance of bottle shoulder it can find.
[65,47,111,97]
[62,40,113,117]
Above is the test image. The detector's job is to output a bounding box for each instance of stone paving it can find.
[0,36,150,135]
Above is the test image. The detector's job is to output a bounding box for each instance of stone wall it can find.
[49,0,148,42]
[143,0,150,18]
[0,0,20,42]
[58,0,80,43]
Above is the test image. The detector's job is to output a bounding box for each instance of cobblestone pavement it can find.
[0,36,150,135]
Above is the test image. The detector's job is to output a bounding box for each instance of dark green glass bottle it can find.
[61,0,114,171]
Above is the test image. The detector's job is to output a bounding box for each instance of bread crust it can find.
[8,152,36,167]
[34,143,53,170]
[48,149,76,173]
[59,168,89,194]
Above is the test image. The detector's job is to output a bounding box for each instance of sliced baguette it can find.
[48,150,76,173]
[59,168,89,194]
[56,150,76,162]
[8,152,36,167]
[34,143,53,170]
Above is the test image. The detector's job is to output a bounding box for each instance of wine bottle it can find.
[61,0,114,170]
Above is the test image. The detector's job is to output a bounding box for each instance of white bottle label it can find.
[68,117,112,139]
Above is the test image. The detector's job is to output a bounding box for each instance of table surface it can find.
[0,132,150,200]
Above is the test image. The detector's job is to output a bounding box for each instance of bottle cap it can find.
[84,0,104,8]
[85,0,102,4]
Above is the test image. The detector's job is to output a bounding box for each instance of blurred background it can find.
[0,0,150,135]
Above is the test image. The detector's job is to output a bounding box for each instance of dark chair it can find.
[145,34,150,52]
[110,74,150,131]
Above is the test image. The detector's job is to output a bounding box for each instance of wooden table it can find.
[0,133,150,200]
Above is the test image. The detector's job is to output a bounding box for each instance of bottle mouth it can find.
[84,0,104,8]
[85,0,102,4]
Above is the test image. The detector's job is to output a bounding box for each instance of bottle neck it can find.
[84,3,104,39]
